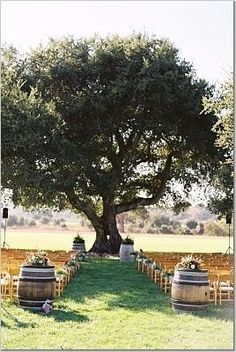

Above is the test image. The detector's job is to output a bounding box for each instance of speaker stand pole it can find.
[2,218,10,248]
[225,223,233,255]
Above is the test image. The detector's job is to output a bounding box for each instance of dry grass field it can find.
[1,226,233,253]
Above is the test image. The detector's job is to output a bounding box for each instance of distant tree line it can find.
[4,207,227,236]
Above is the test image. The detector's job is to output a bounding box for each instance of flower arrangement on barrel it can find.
[175,254,205,271]
[25,250,50,266]
[72,234,86,252]
[171,255,208,313]
[119,235,135,262]
[121,235,134,245]
[73,234,85,244]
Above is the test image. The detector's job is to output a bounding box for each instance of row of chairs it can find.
[207,273,234,305]
[137,252,234,305]
[1,253,80,300]
[1,248,77,263]
[142,252,233,268]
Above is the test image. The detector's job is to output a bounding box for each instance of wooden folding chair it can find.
[55,274,67,296]
[217,274,234,305]
[1,271,11,299]
[154,268,162,285]
[164,274,174,295]
[208,273,218,305]
[9,265,20,299]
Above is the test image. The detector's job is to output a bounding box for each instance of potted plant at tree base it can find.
[17,250,56,310]
[119,235,134,262]
[171,255,209,313]
[72,234,86,252]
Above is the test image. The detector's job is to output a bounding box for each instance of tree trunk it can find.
[89,204,122,254]
[89,224,110,253]
[66,190,122,254]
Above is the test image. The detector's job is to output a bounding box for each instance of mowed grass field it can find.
[1,227,234,349]
[2,260,234,350]
[1,227,234,253]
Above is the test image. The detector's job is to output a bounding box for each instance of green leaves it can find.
[202,77,233,218]
[2,34,219,216]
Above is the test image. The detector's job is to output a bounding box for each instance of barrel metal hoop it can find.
[172,299,208,306]
[173,280,209,286]
[18,305,42,310]
[19,277,56,282]
[21,265,55,269]
[18,299,52,303]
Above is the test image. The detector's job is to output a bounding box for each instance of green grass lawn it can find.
[2,259,234,350]
[2,227,233,253]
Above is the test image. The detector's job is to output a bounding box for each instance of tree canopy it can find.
[203,78,233,219]
[1,34,220,253]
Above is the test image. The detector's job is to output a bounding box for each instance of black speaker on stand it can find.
[2,207,10,248]
[224,214,233,255]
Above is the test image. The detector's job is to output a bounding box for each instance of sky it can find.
[1,1,233,85]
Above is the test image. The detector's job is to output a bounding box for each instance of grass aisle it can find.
[2,259,234,349]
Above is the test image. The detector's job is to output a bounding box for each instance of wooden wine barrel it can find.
[171,269,209,313]
[72,243,86,252]
[119,244,135,262]
[17,265,56,310]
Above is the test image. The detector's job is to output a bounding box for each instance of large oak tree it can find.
[2,35,219,253]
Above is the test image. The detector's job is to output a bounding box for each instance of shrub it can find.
[151,215,170,228]
[29,220,37,226]
[127,224,137,233]
[186,220,198,230]
[54,219,61,226]
[41,217,50,224]
[33,214,41,220]
[160,225,175,234]
[18,217,26,226]
[197,223,204,235]
[205,221,227,236]
[180,225,192,235]
[146,226,159,234]
[7,215,18,227]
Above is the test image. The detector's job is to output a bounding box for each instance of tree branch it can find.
[126,130,143,151]
[114,129,126,154]
[66,189,101,227]
[115,152,173,214]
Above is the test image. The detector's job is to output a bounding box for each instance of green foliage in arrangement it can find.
[73,234,85,244]
[121,235,134,245]
[1,35,221,253]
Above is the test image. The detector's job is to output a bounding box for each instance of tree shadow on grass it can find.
[1,311,38,329]
[191,303,234,322]
[63,259,233,323]
[1,319,11,328]
[61,260,173,314]
[52,306,89,323]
